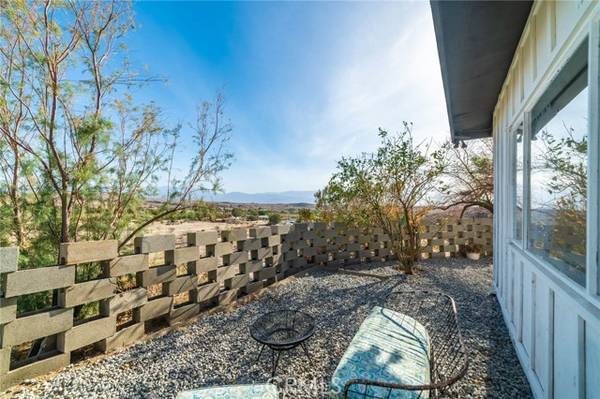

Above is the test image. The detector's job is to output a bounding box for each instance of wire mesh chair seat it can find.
[342,290,469,399]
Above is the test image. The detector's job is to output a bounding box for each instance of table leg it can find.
[301,342,311,362]
[271,349,281,377]
[256,344,265,363]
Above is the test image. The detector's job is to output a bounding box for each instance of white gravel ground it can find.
[6,258,532,399]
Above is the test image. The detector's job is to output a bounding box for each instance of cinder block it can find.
[347,243,361,252]
[98,322,144,353]
[358,250,374,258]
[315,254,329,263]
[107,254,148,277]
[58,316,116,352]
[1,308,73,346]
[224,274,249,289]
[195,282,220,302]
[265,254,282,267]
[334,236,350,246]
[293,258,307,268]
[241,238,262,251]
[164,275,198,296]
[223,251,249,266]
[59,240,118,265]
[328,259,345,267]
[165,246,199,265]
[134,235,176,254]
[109,288,147,315]
[294,223,308,232]
[265,235,281,247]
[243,281,264,294]
[59,278,115,307]
[218,289,239,305]
[207,242,234,257]
[188,231,219,246]
[257,266,276,280]
[314,237,328,246]
[325,229,337,238]
[139,264,176,287]
[346,229,360,237]
[313,222,327,231]
[271,225,291,235]
[303,247,317,257]
[0,247,18,274]
[136,296,173,321]
[369,242,382,249]
[192,257,218,274]
[0,347,9,374]
[208,264,239,282]
[302,231,317,240]
[294,240,308,250]
[284,250,299,261]
[222,228,247,242]
[0,297,17,324]
[378,248,391,257]
[281,242,292,252]
[169,303,200,325]
[240,260,263,274]
[249,226,271,238]
[252,247,273,260]
[285,231,301,241]
[0,352,70,391]
[3,265,75,298]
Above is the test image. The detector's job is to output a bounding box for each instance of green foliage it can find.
[0,2,233,316]
[317,123,446,273]
[297,208,313,223]
[268,213,282,225]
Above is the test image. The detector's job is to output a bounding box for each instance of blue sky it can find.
[129,1,449,193]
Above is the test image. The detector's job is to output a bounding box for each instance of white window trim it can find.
[587,12,600,297]
[509,117,525,248]
[523,111,532,252]
[524,35,590,290]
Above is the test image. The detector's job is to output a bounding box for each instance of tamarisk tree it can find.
[0,1,232,265]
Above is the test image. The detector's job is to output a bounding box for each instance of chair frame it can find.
[342,290,470,399]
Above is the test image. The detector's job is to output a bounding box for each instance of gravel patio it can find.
[6,258,532,399]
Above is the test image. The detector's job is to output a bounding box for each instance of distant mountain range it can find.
[202,191,316,204]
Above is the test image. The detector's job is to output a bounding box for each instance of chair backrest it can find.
[383,290,469,394]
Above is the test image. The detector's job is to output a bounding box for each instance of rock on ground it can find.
[5,258,532,399]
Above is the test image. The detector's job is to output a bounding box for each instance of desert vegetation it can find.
[0,1,232,269]
[316,124,493,274]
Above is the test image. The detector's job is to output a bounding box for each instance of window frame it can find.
[510,118,525,247]
[588,12,600,297]
[524,35,590,288]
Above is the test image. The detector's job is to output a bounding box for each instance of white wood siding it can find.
[493,1,600,398]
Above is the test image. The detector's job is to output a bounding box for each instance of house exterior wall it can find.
[493,1,600,398]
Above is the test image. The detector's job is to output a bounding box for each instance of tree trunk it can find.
[60,190,69,244]
[10,146,24,246]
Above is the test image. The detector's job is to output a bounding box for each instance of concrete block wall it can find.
[0,218,492,389]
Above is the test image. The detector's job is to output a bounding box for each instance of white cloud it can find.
[223,3,450,193]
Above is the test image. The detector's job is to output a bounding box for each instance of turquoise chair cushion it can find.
[176,384,279,399]
[329,306,431,399]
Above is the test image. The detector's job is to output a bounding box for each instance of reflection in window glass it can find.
[528,87,588,285]
[514,128,524,241]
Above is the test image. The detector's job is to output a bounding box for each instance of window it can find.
[528,39,588,286]
[513,124,524,241]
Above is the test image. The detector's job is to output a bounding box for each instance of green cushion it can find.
[329,306,431,399]
[176,384,279,399]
